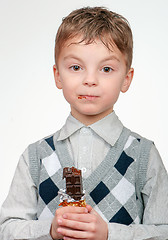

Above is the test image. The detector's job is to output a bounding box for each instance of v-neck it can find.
[54,127,131,194]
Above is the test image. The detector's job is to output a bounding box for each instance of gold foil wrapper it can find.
[59,199,86,207]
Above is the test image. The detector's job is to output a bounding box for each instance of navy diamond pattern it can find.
[37,132,141,224]
[109,206,133,225]
[45,136,55,151]
[39,177,59,204]
[90,181,110,204]
[114,151,134,176]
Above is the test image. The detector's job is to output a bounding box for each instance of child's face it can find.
[54,37,134,125]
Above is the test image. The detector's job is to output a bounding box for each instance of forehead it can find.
[58,36,126,65]
[62,35,113,51]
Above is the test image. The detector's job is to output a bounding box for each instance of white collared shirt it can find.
[1,111,168,240]
[57,111,123,178]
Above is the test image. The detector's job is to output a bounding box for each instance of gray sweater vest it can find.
[28,127,153,225]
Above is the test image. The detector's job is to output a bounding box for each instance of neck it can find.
[71,110,114,126]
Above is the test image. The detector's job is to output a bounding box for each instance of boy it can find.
[0,6,168,240]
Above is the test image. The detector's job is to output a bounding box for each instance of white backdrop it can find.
[0,0,168,207]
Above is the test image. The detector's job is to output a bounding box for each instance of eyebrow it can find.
[63,54,120,63]
[63,55,82,62]
[101,56,120,63]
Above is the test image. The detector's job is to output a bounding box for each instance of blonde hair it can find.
[55,7,133,70]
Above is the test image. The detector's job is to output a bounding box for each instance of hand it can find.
[56,205,108,240]
[50,206,88,240]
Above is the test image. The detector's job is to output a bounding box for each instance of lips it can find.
[78,95,98,100]
[78,96,86,99]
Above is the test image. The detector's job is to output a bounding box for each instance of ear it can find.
[121,68,134,93]
[53,65,62,89]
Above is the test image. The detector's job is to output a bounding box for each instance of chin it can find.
[81,111,100,116]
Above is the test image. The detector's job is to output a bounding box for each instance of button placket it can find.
[78,127,93,177]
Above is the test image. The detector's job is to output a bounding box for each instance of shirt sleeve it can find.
[0,148,53,240]
[107,144,168,240]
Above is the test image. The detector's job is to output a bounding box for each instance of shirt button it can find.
[80,127,91,135]
[81,167,86,173]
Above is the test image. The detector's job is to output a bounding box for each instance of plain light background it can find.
[0,0,168,207]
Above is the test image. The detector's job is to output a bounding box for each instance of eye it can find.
[70,65,82,71]
[102,67,113,73]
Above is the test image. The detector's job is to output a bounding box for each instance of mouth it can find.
[78,95,99,100]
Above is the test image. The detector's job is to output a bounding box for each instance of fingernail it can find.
[85,208,88,213]
[57,228,62,233]
[63,214,67,218]
[58,219,62,224]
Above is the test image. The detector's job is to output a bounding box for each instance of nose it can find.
[82,71,98,87]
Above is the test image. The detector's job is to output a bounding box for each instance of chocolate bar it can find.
[63,167,84,200]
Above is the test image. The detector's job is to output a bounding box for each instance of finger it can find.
[64,206,88,213]
[89,207,100,216]
[57,227,90,239]
[64,237,88,240]
[58,217,89,231]
[86,204,92,213]
[86,205,100,216]
[57,206,88,216]
[62,212,93,223]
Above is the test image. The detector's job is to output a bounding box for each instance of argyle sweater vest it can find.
[28,127,153,225]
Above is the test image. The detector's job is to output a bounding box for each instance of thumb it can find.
[86,204,93,213]
[86,205,99,216]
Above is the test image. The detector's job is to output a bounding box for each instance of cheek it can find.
[103,82,122,102]
[61,85,77,104]
[62,88,71,101]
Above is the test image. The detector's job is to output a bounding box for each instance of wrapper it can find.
[59,167,86,207]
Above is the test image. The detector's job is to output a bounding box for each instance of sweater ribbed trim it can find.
[28,128,153,208]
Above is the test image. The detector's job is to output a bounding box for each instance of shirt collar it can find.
[57,114,85,141]
[90,111,123,146]
[57,111,123,146]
